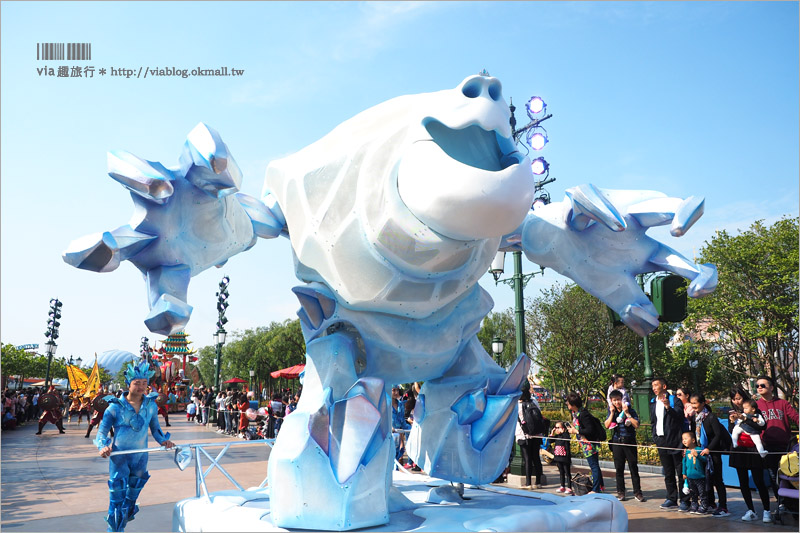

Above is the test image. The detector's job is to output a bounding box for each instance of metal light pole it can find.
[631,274,654,423]
[44,298,62,389]
[210,275,230,423]
[689,359,700,394]
[486,79,554,358]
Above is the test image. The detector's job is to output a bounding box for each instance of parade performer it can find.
[86,391,113,439]
[35,386,65,435]
[79,395,92,424]
[95,361,174,532]
[154,385,174,427]
[67,393,81,423]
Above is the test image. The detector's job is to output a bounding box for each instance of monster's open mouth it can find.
[397,118,534,241]
[423,120,521,172]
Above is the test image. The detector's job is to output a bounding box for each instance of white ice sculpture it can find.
[64,74,717,531]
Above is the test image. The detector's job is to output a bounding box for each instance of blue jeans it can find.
[587,453,604,492]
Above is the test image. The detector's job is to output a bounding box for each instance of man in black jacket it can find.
[650,377,689,511]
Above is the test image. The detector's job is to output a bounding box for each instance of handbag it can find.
[571,473,592,496]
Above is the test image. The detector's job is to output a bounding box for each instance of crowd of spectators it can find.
[2,387,41,430]
[509,373,798,524]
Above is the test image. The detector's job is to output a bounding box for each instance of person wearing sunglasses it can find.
[754,375,799,522]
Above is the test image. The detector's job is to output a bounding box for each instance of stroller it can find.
[776,438,799,524]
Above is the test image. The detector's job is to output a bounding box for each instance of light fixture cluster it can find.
[524,96,549,180]
[216,275,230,333]
[45,298,62,342]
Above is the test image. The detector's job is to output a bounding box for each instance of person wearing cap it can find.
[95,361,174,532]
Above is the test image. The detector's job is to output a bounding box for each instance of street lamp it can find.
[75,356,83,367]
[489,252,545,357]
[211,275,230,423]
[44,340,58,389]
[249,369,255,392]
[491,337,505,357]
[44,298,63,389]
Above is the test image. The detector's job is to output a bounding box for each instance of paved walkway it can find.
[2,416,797,532]
[1,416,269,532]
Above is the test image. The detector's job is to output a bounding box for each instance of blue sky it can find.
[2,1,798,365]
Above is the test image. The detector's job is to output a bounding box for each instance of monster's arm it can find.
[507,184,717,336]
[63,124,287,335]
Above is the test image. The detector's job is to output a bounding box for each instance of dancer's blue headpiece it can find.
[124,360,156,385]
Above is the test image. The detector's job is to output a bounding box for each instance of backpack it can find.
[699,413,732,453]
[520,400,549,436]
[583,410,607,442]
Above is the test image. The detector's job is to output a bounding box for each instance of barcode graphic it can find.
[37,43,92,61]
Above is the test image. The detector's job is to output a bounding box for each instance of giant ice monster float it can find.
[64,73,717,531]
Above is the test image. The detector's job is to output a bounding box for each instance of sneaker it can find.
[660,500,678,510]
[689,505,699,514]
[634,492,646,502]
[712,508,730,517]
[533,484,542,489]
[556,487,566,493]
[741,510,758,521]
[698,506,710,515]
[763,510,772,523]
[564,488,574,495]
[616,492,626,501]
[678,501,690,512]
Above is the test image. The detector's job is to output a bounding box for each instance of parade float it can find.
[63,73,717,532]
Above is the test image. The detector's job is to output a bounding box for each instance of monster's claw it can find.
[144,294,192,335]
[108,150,175,204]
[179,123,243,198]
[62,226,157,272]
[619,303,661,337]
[648,243,718,297]
[687,263,718,297]
[235,193,285,239]
[143,265,192,335]
[625,195,704,235]
[565,184,626,232]
[670,196,704,237]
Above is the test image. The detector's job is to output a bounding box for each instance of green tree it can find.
[1,344,68,388]
[478,309,518,369]
[524,283,673,400]
[687,217,799,402]
[194,319,306,394]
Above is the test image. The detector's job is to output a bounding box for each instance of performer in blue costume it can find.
[95,361,175,532]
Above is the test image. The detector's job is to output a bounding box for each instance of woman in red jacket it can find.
[755,375,799,521]
[237,393,250,438]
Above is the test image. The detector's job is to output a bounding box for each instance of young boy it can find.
[550,421,573,494]
[682,431,709,515]
[731,399,768,458]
